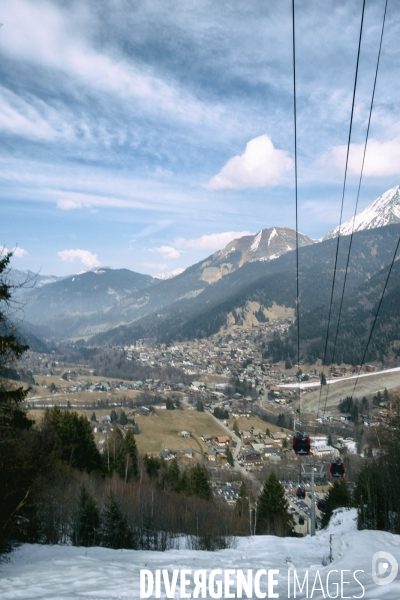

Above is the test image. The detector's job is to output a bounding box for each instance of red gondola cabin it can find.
[330,459,345,478]
[293,432,311,456]
[296,487,306,499]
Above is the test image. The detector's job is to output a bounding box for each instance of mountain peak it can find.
[216,226,314,265]
[324,185,400,240]
[196,227,315,284]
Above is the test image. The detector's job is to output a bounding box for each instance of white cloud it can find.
[57,199,88,211]
[55,192,149,212]
[175,231,253,250]
[0,87,73,141]
[322,137,400,177]
[52,189,191,214]
[0,0,222,128]
[0,246,28,258]
[58,249,100,268]
[206,135,293,190]
[152,245,181,259]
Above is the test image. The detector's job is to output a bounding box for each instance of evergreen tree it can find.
[124,430,139,481]
[233,420,240,437]
[72,487,100,547]
[236,482,249,519]
[144,454,161,478]
[196,400,204,412]
[166,398,175,410]
[101,492,134,549]
[188,464,212,501]
[0,252,34,552]
[320,372,327,386]
[112,426,127,473]
[320,480,351,528]
[257,471,294,536]
[276,413,286,428]
[285,358,292,370]
[90,412,97,421]
[226,446,234,466]
[168,458,182,492]
[119,410,128,425]
[45,407,102,472]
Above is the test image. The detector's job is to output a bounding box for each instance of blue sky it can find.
[1,0,400,276]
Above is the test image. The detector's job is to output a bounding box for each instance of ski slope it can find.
[1,509,399,599]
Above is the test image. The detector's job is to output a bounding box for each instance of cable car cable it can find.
[316,0,366,418]
[322,0,388,414]
[292,0,301,427]
[350,233,400,400]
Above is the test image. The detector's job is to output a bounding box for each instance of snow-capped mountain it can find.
[154,268,184,280]
[211,226,315,272]
[324,185,400,239]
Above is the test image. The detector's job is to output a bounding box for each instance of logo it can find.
[372,551,398,586]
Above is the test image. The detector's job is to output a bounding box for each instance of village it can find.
[17,313,394,537]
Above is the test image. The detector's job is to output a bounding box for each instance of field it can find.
[133,407,227,454]
[229,413,292,437]
[27,402,229,457]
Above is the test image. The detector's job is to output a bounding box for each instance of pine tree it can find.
[45,407,102,472]
[101,492,134,549]
[236,482,249,519]
[72,487,100,547]
[320,372,327,386]
[276,413,286,428]
[233,420,240,436]
[321,479,351,528]
[0,252,34,552]
[257,471,294,536]
[119,410,128,425]
[168,458,182,492]
[166,398,175,410]
[90,412,97,421]
[226,446,234,466]
[188,464,212,501]
[124,429,138,481]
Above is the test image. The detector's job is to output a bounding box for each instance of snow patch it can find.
[250,230,262,252]
[268,227,277,246]
[154,268,184,280]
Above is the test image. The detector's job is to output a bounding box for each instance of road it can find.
[204,409,242,462]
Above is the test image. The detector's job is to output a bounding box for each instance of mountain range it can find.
[15,185,400,363]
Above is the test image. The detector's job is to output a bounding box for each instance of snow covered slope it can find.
[325,185,400,239]
[1,509,400,599]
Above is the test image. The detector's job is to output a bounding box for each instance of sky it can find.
[1,0,400,277]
